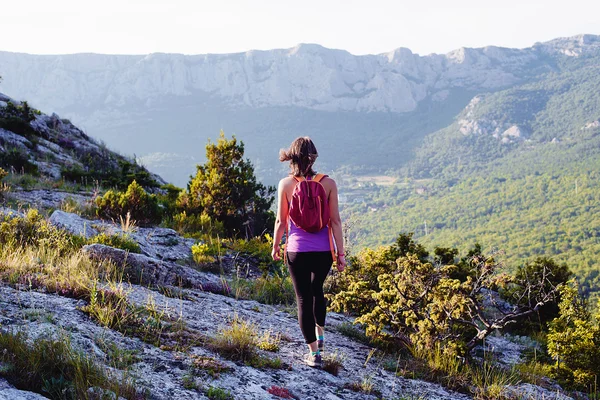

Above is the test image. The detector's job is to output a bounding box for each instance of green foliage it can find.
[179,131,275,237]
[95,180,162,226]
[0,330,138,399]
[328,233,561,356]
[173,211,224,236]
[88,233,141,253]
[0,147,39,175]
[0,209,76,253]
[349,61,600,306]
[502,257,572,333]
[547,281,600,390]
[191,242,217,264]
[229,274,296,305]
[206,386,233,400]
[209,313,258,362]
[0,167,8,200]
[61,158,160,190]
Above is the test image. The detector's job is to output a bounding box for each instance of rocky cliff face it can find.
[2,35,598,115]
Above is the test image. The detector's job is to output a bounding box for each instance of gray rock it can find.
[0,128,31,151]
[0,378,48,400]
[130,227,195,262]
[505,383,574,400]
[49,209,98,238]
[81,243,216,289]
[11,191,90,212]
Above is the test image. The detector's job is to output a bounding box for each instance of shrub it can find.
[0,147,38,174]
[88,233,141,253]
[0,208,76,254]
[502,257,572,333]
[257,330,281,352]
[209,314,258,362]
[327,233,561,356]
[191,242,217,264]
[0,167,8,199]
[547,281,600,390]
[229,275,296,305]
[206,386,233,400]
[95,180,162,226]
[171,211,224,236]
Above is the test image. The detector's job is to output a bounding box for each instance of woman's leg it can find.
[287,252,319,346]
[311,252,333,329]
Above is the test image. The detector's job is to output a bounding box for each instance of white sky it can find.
[2,0,599,56]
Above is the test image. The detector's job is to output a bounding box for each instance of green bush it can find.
[0,209,76,253]
[327,233,560,356]
[172,211,224,236]
[0,148,38,175]
[95,180,162,226]
[88,233,141,253]
[547,281,600,390]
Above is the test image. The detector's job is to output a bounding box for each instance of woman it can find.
[271,136,346,368]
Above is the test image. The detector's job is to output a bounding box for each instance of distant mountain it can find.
[347,48,600,300]
[1,35,599,185]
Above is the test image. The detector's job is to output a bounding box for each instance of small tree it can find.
[328,234,562,356]
[179,131,275,237]
[547,281,600,390]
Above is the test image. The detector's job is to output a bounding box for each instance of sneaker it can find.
[303,352,323,368]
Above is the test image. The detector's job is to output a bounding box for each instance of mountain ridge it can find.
[2,34,597,115]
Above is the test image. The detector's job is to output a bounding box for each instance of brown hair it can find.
[279,136,318,177]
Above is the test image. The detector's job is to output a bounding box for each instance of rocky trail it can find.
[0,190,574,400]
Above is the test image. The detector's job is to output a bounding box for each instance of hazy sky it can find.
[3,0,599,56]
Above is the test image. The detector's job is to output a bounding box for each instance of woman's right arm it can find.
[272,178,288,261]
[328,179,346,271]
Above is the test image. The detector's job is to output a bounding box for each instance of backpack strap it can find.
[313,173,327,183]
[312,173,336,261]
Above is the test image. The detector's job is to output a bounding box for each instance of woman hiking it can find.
[271,136,346,368]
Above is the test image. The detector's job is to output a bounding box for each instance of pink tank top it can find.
[286,221,331,252]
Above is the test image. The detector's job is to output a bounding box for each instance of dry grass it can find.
[0,330,139,399]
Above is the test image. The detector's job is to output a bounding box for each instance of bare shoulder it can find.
[278,176,297,191]
[319,175,338,191]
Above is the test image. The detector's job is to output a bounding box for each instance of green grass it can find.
[208,314,286,370]
[0,330,139,399]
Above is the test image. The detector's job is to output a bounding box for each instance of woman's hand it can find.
[336,254,346,272]
[272,245,281,261]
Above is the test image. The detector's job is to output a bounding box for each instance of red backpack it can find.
[288,174,330,233]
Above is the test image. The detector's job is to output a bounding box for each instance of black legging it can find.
[286,251,333,344]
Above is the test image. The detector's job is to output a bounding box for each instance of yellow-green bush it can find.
[95,180,162,226]
[327,233,559,357]
[547,281,600,390]
[0,209,77,253]
[171,211,224,236]
[88,233,141,253]
[191,242,217,264]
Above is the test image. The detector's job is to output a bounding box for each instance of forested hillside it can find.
[347,54,600,299]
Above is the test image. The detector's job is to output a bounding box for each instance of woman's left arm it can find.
[272,178,289,261]
[328,179,346,270]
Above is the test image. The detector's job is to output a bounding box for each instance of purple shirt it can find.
[287,220,331,252]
